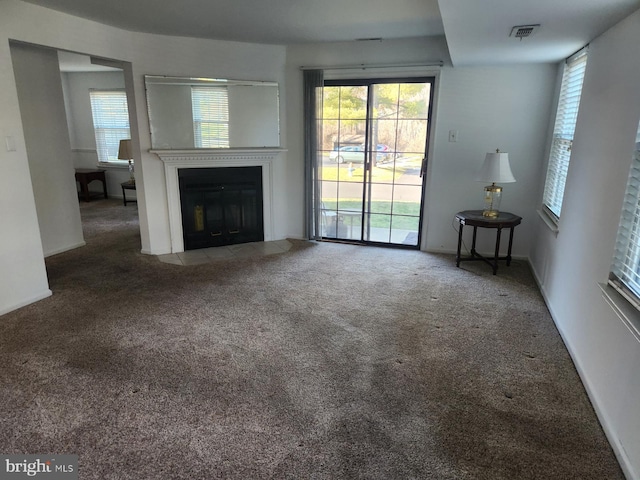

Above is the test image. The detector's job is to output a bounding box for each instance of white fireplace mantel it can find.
[151,148,286,253]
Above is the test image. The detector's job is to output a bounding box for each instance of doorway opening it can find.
[317,77,434,247]
[10,42,140,264]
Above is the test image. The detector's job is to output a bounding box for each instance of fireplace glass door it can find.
[179,167,263,250]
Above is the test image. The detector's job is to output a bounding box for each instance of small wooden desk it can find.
[121,181,137,206]
[75,168,107,202]
[455,210,522,275]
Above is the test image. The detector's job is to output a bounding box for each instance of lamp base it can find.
[482,184,502,218]
[128,159,135,185]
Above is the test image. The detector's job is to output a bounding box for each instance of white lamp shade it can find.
[117,139,132,160]
[475,151,516,183]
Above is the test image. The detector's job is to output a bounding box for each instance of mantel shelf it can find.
[151,148,287,163]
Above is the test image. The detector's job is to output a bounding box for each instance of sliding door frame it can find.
[321,76,435,249]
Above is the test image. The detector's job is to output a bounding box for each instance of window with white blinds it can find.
[89,90,130,162]
[542,48,589,221]
[191,86,229,148]
[610,124,640,308]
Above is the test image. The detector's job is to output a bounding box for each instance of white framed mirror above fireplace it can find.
[144,75,280,150]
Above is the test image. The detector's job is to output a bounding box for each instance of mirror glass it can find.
[144,75,280,149]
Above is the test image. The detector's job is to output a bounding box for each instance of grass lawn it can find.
[322,199,421,230]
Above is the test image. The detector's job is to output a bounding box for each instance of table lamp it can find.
[118,139,134,184]
[475,149,516,217]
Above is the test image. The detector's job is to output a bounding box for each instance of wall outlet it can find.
[448,130,458,143]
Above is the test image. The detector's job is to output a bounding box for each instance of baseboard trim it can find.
[528,260,636,480]
[423,247,457,255]
[141,248,170,255]
[424,247,528,262]
[44,241,86,258]
[0,289,52,317]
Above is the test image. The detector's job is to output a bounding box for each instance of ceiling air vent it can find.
[509,24,540,40]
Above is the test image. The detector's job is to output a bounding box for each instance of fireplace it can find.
[152,148,284,254]
[179,167,263,250]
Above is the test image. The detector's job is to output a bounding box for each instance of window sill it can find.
[537,209,559,236]
[599,282,640,343]
[96,161,129,170]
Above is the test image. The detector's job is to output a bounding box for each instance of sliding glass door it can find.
[318,78,434,247]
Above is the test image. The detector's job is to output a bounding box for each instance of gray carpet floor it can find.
[0,199,624,479]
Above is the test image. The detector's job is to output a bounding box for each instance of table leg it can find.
[470,226,478,256]
[102,178,108,199]
[507,226,515,266]
[80,180,90,202]
[493,227,502,275]
[456,222,463,267]
[122,186,127,206]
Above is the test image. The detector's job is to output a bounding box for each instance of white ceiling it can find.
[24,0,444,45]
[440,0,640,65]
[27,0,640,68]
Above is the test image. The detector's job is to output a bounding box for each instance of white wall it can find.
[10,42,85,258]
[530,10,640,478]
[429,64,556,255]
[285,38,557,255]
[0,37,51,314]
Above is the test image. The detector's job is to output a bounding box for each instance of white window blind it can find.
[542,48,588,220]
[191,86,229,148]
[610,125,640,308]
[89,90,130,162]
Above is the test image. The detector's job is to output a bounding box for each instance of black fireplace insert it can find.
[178,167,264,250]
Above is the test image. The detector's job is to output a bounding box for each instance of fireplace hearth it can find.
[179,167,263,250]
